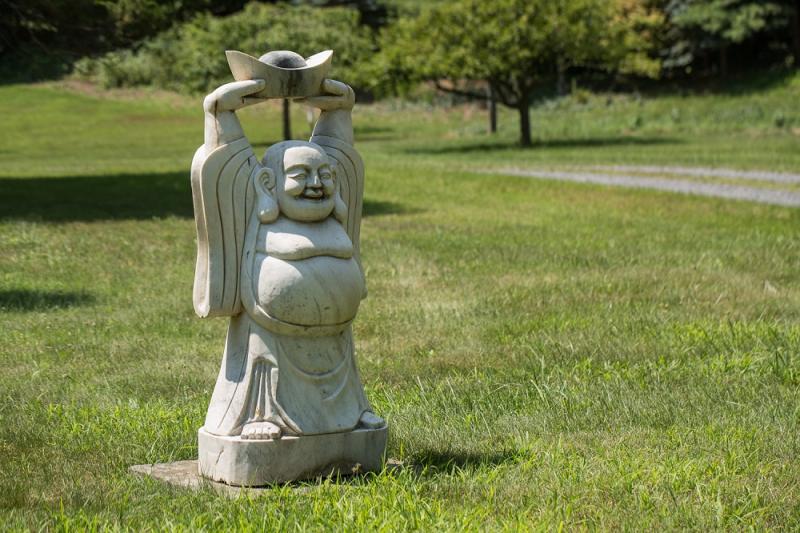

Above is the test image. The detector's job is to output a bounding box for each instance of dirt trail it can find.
[587,165,800,185]
[486,167,800,207]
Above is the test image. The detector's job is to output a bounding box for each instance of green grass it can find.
[1,73,799,530]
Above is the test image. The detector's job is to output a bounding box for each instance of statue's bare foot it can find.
[240,421,282,440]
[358,411,385,429]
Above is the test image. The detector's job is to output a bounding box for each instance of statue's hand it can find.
[204,80,266,114]
[298,79,355,111]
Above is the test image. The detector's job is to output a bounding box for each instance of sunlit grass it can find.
[0,74,799,529]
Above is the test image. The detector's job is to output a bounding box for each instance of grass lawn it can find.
[1,73,799,529]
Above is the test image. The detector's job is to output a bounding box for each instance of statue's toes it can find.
[359,411,385,429]
[240,422,282,440]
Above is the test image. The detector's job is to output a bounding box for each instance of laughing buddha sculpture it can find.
[190,50,386,485]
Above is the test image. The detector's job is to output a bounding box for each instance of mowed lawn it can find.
[1,74,799,529]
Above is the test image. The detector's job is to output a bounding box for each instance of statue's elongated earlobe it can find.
[252,166,279,223]
[333,170,347,223]
[334,192,347,224]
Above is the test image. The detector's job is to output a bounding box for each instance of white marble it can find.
[191,50,386,486]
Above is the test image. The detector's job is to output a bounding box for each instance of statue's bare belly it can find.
[254,254,364,326]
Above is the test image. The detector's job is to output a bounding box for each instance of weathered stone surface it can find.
[130,461,241,495]
[198,425,388,486]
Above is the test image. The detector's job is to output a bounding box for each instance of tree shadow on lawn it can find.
[0,172,413,222]
[353,125,400,142]
[404,135,680,155]
[0,289,94,311]
[250,125,399,147]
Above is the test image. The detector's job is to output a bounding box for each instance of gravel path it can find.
[488,168,800,207]
[586,165,800,185]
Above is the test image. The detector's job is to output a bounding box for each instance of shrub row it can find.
[74,3,374,94]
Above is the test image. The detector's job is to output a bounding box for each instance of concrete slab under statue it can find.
[132,48,387,488]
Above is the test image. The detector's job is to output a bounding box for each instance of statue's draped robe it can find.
[191,134,370,437]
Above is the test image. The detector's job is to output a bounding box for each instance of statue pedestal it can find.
[197,425,387,486]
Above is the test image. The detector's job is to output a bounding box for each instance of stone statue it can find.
[190,50,386,486]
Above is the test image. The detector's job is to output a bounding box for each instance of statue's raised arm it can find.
[190,79,266,318]
[304,79,355,145]
[303,79,365,263]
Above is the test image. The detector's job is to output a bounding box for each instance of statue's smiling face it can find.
[277,145,335,222]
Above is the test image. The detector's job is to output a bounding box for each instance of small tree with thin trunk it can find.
[376,0,662,146]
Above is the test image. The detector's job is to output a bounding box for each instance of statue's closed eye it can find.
[286,171,307,180]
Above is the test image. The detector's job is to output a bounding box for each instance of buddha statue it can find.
[190,51,386,485]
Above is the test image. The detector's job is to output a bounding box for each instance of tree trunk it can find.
[556,59,567,96]
[487,84,497,134]
[793,6,800,65]
[306,106,315,137]
[518,96,531,147]
[282,99,292,140]
[720,45,728,77]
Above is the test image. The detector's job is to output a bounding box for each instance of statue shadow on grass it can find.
[0,289,94,312]
[403,135,679,155]
[0,172,414,222]
[287,449,519,488]
[235,448,519,491]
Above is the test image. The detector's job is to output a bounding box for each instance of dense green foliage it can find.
[664,0,799,75]
[74,3,373,94]
[4,0,799,86]
[0,1,389,84]
[0,72,799,528]
[0,0,249,81]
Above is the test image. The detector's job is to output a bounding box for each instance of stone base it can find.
[197,425,388,486]
[131,457,405,496]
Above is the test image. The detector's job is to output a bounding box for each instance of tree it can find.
[375,0,662,146]
[664,0,795,76]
